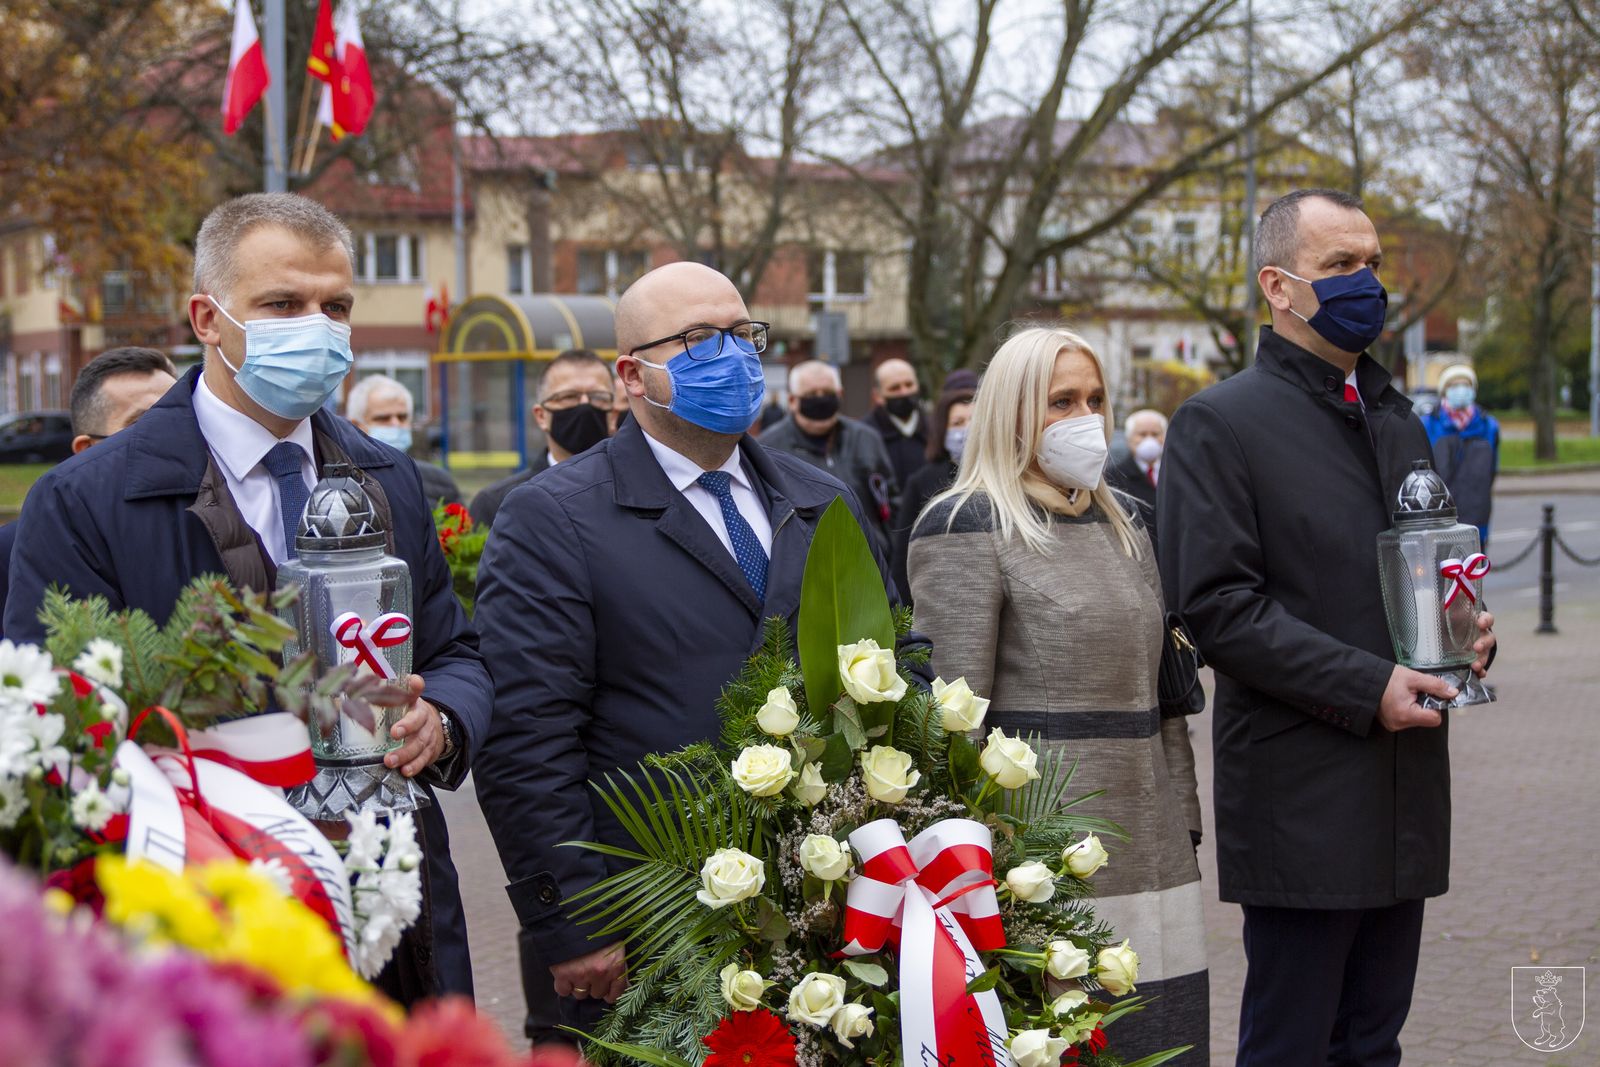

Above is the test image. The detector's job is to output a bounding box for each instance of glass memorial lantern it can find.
[280,463,428,819]
[1376,460,1495,709]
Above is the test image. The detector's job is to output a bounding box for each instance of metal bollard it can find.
[1537,503,1557,634]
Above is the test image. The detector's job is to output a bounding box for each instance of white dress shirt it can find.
[641,430,774,559]
[1345,369,1364,409]
[1137,457,1160,486]
[192,375,317,565]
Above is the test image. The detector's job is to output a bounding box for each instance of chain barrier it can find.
[1490,531,1542,571]
[1554,532,1600,568]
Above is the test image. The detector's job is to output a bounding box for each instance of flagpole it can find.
[290,73,316,176]
[263,0,287,191]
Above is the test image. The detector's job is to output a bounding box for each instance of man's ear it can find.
[533,404,552,433]
[71,434,94,455]
[614,356,648,397]
[189,294,222,347]
[1258,266,1293,313]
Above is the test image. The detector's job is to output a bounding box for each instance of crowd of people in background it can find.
[0,186,1503,1067]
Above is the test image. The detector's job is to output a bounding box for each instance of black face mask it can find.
[884,394,920,419]
[798,393,841,421]
[546,403,610,456]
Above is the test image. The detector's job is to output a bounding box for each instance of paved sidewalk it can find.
[1194,600,1599,1066]
[440,599,1600,1062]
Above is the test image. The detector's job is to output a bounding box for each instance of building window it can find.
[18,352,39,409]
[507,244,528,294]
[355,233,423,284]
[807,250,869,301]
[43,354,62,408]
[1172,218,1198,268]
[14,244,29,296]
[1033,254,1068,298]
[102,271,132,315]
[576,248,651,297]
[352,350,432,420]
[1131,344,1153,362]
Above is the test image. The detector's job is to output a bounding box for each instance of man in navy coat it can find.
[474,262,915,1039]
[4,193,491,1002]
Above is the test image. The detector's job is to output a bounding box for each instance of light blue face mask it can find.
[367,424,413,453]
[1444,383,1476,410]
[209,297,355,420]
[634,331,766,435]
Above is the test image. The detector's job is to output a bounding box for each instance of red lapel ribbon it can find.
[331,611,412,678]
[1439,553,1491,608]
[841,819,1012,1066]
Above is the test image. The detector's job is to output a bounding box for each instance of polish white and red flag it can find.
[221,0,269,136]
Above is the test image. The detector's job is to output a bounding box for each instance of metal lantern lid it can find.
[296,462,387,551]
[1393,459,1456,524]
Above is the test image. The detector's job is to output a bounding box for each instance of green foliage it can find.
[433,502,487,616]
[566,766,760,987]
[716,617,809,753]
[586,938,733,1066]
[797,499,894,720]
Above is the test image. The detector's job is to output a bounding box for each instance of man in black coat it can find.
[1159,189,1497,1067]
[4,194,492,1003]
[468,349,615,529]
[1106,408,1166,549]
[866,357,928,488]
[473,262,915,1041]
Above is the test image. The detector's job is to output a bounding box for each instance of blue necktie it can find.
[697,470,768,602]
[263,442,310,560]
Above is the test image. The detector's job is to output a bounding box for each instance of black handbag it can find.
[1158,613,1206,718]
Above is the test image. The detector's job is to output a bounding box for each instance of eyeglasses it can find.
[631,321,770,361]
[542,389,615,409]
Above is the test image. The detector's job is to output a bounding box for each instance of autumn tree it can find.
[812,0,1444,370]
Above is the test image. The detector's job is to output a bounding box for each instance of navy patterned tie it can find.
[697,470,768,601]
[263,442,310,560]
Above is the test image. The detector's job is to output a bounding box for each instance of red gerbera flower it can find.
[1086,1026,1107,1054]
[702,1009,798,1067]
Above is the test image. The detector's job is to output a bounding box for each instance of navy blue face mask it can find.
[1276,267,1389,354]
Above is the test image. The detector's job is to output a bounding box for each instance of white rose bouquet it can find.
[566,502,1189,1067]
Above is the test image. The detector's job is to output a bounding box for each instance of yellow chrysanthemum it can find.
[97,856,224,952]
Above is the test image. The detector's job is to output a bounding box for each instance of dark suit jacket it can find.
[473,420,916,964]
[0,521,14,639]
[4,367,493,997]
[468,451,551,528]
[1107,453,1159,548]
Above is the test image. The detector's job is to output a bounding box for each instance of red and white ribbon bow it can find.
[331,611,411,678]
[1440,553,1491,608]
[842,819,1012,1066]
[187,713,316,788]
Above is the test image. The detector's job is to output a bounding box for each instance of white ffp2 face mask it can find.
[1037,413,1109,491]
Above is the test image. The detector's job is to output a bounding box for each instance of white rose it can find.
[1062,834,1109,879]
[1005,861,1055,903]
[1096,940,1140,996]
[756,687,801,737]
[830,1002,875,1048]
[696,848,766,908]
[791,762,827,806]
[1009,1029,1071,1067]
[979,728,1041,789]
[730,744,795,797]
[931,676,989,732]
[719,962,766,1011]
[1051,989,1089,1016]
[860,745,920,804]
[837,639,907,704]
[787,972,847,1027]
[799,834,852,881]
[1045,940,1090,980]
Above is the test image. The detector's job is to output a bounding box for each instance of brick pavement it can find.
[440,599,1600,1062]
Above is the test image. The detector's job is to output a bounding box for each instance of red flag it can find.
[331,4,375,138]
[221,0,269,135]
[425,284,449,332]
[306,0,337,83]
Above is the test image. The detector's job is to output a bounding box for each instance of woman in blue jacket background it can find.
[1421,363,1501,547]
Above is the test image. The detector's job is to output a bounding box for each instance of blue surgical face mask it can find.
[634,332,766,435]
[208,297,355,420]
[1276,267,1388,354]
[944,426,968,462]
[1444,383,1476,410]
[368,424,413,452]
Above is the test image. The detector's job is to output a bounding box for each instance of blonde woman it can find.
[907,326,1207,1063]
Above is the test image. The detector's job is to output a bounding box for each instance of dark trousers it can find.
[1237,900,1426,1067]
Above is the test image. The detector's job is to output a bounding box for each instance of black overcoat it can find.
[1158,327,1450,908]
